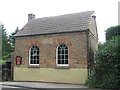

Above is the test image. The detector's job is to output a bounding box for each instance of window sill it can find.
[55,66,70,69]
[28,65,40,68]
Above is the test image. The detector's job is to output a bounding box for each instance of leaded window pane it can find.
[37,60,39,64]
[58,60,61,64]
[58,55,60,59]
[58,50,61,54]
[33,60,35,64]
[62,55,64,59]
[30,60,34,64]
[62,50,64,54]
[57,44,68,65]
[65,60,68,64]
[65,55,68,59]
[65,50,68,54]
[62,60,64,64]
[30,46,39,65]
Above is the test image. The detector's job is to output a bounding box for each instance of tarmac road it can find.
[0,82,88,90]
[1,82,86,88]
[1,85,83,90]
[1,85,88,90]
[1,85,39,90]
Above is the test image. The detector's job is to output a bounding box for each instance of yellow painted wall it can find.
[14,67,88,84]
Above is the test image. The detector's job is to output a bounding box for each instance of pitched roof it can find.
[15,11,94,37]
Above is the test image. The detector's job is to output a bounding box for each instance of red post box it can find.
[16,56,22,65]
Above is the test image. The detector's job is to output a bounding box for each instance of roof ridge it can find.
[34,10,94,20]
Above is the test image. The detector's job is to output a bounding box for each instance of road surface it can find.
[0,85,38,90]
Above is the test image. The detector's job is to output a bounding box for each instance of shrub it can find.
[86,36,120,89]
[105,26,120,41]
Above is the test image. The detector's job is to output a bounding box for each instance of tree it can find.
[86,25,120,89]
[1,25,12,56]
[0,25,19,81]
[0,24,2,81]
[8,27,19,51]
[0,24,2,59]
[0,25,11,81]
[86,37,120,88]
[105,25,120,41]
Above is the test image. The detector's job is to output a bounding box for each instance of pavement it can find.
[0,81,87,89]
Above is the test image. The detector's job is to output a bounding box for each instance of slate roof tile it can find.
[15,11,94,36]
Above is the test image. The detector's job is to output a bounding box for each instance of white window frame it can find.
[29,45,39,66]
[56,44,69,66]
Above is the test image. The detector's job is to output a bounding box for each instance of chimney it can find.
[28,13,35,21]
[92,15,96,19]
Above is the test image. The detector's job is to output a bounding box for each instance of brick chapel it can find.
[13,11,98,84]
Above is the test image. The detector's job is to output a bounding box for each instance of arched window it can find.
[57,44,68,66]
[29,46,39,65]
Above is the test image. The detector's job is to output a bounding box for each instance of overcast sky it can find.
[0,0,119,42]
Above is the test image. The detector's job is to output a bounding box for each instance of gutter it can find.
[86,29,90,78]
[15,29,89,37]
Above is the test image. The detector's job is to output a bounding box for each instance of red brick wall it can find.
[14,32,88,68]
